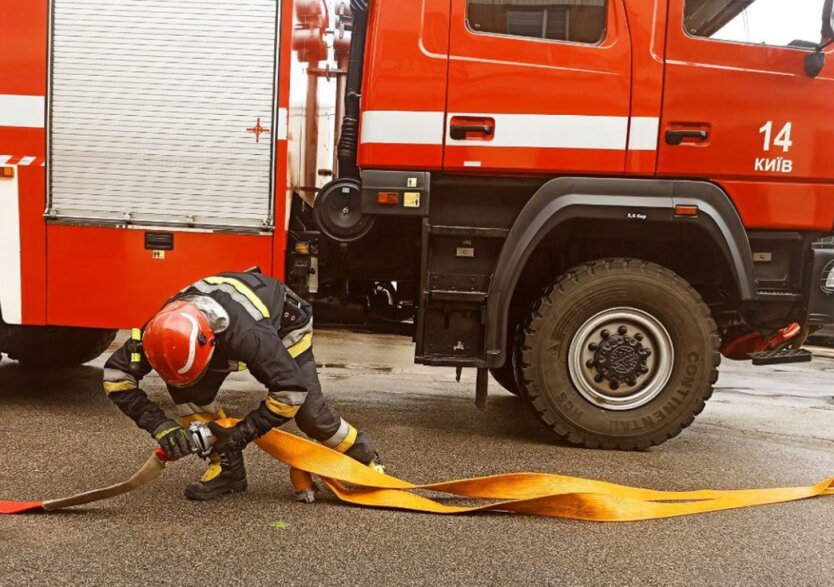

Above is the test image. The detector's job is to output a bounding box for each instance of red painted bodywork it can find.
[623,0,668,175]
[360,0,834,228]
[45,226,274,329]
[444,0,631,174]
[358,0,451,170]
[0,0,47,96]
[0,0,327,329]
[658,0,834,230]
[3,0,834,332]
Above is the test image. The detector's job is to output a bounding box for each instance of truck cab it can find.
[292,0,834,449]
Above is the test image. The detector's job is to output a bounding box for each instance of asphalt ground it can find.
[1,330,833,586]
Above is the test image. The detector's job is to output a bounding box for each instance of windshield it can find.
[685,0,831,48]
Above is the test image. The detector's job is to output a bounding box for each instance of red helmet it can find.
[143,301,216,387]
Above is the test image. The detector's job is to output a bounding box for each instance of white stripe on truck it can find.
[628,117,661,152]
[360,111,447,145]
[448,113,629,150]
[360,110,660,151]
[0,95,45,128]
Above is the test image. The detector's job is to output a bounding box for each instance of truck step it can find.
[749,348,813,366]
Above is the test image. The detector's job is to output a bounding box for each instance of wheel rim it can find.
[567,307,674,411]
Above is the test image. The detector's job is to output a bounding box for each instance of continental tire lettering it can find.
[680,352,700,390]
[610,352,702,432]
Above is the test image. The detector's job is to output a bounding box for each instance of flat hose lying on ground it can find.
[2,419,832,521]
[0,450,167,514]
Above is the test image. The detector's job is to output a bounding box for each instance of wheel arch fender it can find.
[485,177,755,367]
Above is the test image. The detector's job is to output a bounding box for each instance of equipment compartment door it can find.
[658,0,834,230]
[48,0,280,229]
[443,0,632,174]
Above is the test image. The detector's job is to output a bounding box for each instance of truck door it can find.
[659,0,834,230]
[48,0,281,229]
[443,0,632,174]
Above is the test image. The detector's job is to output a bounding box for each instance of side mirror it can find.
[806,50,826,78]
[808,3,834,78]
[822,9,834,43]
[805,30,834,78]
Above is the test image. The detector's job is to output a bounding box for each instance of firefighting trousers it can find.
[168,350,378,465]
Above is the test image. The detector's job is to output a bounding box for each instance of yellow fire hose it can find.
[2,418,831,520]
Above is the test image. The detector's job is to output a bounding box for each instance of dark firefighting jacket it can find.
[102,271,313,435]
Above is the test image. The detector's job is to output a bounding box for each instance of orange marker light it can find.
[674,205,699,217]
[377,192,399,205]
[1,167,14,179]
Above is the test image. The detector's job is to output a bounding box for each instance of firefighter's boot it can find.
[368,454,386,475]
[184,448,247,501]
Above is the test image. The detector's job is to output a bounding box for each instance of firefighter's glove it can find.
[206,402,288,454]
[208,421,256,454]
[152,420,193,461]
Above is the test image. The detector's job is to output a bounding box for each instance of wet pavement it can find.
[1,330,832,586]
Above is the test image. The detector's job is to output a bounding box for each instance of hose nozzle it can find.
[187,422,216,458]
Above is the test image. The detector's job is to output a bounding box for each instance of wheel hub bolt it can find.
[600,329,610,339]
[610,382,619,390]
[586,360,595,368]
[635,333,644,341]
[618,326,627,335]
[594,375,604,383]
[588,342,598,351]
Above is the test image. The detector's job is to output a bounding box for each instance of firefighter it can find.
[101,270,383,501]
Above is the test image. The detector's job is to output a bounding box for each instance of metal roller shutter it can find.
[48,0,280,229]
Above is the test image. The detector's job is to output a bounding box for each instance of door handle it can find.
[450,125,494,140]
[665,129,709,146]
[449,117,495,141]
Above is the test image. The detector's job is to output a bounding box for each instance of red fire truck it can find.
[3,0,834,450]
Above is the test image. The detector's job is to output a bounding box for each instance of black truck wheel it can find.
[4,326,118,368]
[517,259,720,450]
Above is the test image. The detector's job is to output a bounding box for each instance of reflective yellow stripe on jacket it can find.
[287,332,313,359]
[203,276,271,319]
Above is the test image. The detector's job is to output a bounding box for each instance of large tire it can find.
[517,259,720,450]
[4,326,118,368]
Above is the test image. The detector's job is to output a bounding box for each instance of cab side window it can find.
[467,0,608,44]
[684,0,830,49]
